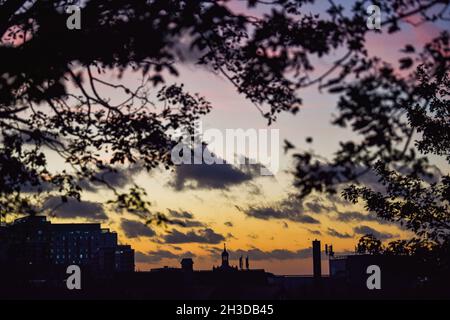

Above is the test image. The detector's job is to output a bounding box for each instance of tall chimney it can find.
[312,240,321,278]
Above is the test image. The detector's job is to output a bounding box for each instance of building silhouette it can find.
[221,244,229,267]
[1,219,446,299]
[213,243,239,271]
[0,215,134,281]
[312,239,321,279]
[328,253,421,292]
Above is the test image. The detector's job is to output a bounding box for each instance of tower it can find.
[221,243,229,268]
[312,239,321,278]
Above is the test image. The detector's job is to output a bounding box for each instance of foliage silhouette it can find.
[0,0,449,281]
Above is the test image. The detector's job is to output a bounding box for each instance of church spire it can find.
[221,243,229,267]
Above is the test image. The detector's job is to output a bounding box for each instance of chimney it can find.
[312,240,321,278]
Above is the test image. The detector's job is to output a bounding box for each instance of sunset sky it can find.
[17,1,448,275]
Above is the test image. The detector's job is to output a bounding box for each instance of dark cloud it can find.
[226,233,236,239]
[135,250,177,263]
[204,245,355,262]
[335,211,390,225]
[22,163,143,194]
[326,227,353,239]
[171,162,255,191]
[355,167,386,192]
[172,219,205,228]
[20,181,55,193]
[224,221,233,227]
[43,196,107,221]
[169,146,266,191]
[305,197,336,214]
[353,225,395,240]
[238,194,320,224]
[168,209,194,219]
[301,163,441,201]
[167,209,206,228]
[305,202,324,214]
[301,163,385,193]
[327,194,351,205]
[207,247,317,261]
[241,206,319,224]
[307,229,322,235]
[79,163,143,192]
[162,228,225,244]
[135,250,196,263]
[121,219,156,238]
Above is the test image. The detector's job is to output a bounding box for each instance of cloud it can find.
[301,162,442,200]
[168,209,194,219]
[326,227,353,239]
[166,209,206,228]
[22,163,144,194]
[135,250,196,263]
[238,193,320,224]
[20,181,55,193]
[307,229,322,235]
[304,197,336,214]
[206,247,317,261]
[241,206,319,224]
[120,219,156,238]
[162,228,225,244]
[298,162,385,193]
[335,211,390,225]
[353,225,395,240]
[169,145,266,191]
[224,221,233,227]
[327,194,351,205]
[171,162,256,191]
[79,163,143,192]
[43,196,107,221]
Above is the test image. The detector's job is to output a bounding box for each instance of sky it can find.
[15,0,449,275]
